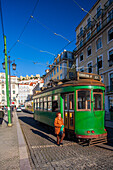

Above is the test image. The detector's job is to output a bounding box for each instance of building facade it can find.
[0,73,18,107]
[44,50,75,87]
[73,0,113,118]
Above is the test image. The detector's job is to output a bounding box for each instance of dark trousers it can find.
[57,133,65,144]
[0,118,3,125]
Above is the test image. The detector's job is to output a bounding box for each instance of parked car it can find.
[16,107,22,112]
[20,105,25,110]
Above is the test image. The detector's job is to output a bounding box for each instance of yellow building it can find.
[44,50,75,87]
[73,0,113,119]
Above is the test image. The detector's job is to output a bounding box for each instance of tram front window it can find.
[77,90,91,111]
[94,93,102,110]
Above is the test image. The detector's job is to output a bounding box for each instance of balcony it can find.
[84,21,94,32]
[108,59,113,67]
[106,85,113,93]
[104,0,113,10]
[77,30,85,40]
[74,14,113,52]
[93,9,103,20]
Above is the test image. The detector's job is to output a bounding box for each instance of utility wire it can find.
[8,0,40,53]
[31,16,71,43]
[72,0,97,21]
[0,0,5,40]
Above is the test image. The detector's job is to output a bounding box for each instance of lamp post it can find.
[2,55,16,125]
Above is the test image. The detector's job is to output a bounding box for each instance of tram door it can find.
[64,93,75,130]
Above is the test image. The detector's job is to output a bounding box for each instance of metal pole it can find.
[8,56,12,121]
[4,35,12,126]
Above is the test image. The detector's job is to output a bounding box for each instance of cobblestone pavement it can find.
[18,112,113,170]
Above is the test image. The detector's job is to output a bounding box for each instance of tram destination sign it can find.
[78,72,101,81]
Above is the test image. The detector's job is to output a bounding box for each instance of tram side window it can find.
[44,97,47,110]
[39,98,43,110]
[36,98,39,110]
[48,96,52,111]
[77,90,91,111]
[52,95,58,112]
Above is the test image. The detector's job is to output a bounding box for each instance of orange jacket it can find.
[54,117,64,135]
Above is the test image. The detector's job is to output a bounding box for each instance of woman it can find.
[54,112,65,146]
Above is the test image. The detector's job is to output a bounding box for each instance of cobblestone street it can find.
[18,111,113,170]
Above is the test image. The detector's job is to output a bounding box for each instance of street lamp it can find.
[2,56,17,124]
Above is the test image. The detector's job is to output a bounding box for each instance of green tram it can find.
[33,72,107,145]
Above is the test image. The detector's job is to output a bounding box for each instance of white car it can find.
[20,105,25,110]
[16,107,22,112]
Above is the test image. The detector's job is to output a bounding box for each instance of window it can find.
[57,58,59,63]
[101,75,104,83]
[44,97,47,110]
[80,67,84,72]
[13,90,15,94]
[52,95,58,112]
[64,95,68,110]
[13,97,15,101]
[87,31,91,41]
[87,46,91,56]
[50,74,51,79]
[97,5,101,18]
[39,98,43,110]
[48,96,52,111]
[52,72,53,77]
[77,90,91,111]
[63,52,67,58]
[60,63,62,70]
[80,39,83,47]
[69,72,74,79]
[57,76,59,80]
[69,61,73,68]
[96,38,102,50]
[80,27,83,36]
[69,94,74,110]
[57,66,59,73]
[98,56,103,69]
[80,53,83,62]
[60,74,62,79]
[108,27,113,42]
[96,21,101,32]
[87,18,91,29]
[108,9,113,22]
[108,50,113,66]
[93,92,103,111]
[88,62,92,73]
[2,90,4,94]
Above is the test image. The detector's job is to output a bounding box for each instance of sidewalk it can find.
[0,111,31,170]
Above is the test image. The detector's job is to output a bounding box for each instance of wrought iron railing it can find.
[74,14,113,52]
[104,0,113,9]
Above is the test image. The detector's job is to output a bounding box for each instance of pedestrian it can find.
[0,110,4,125]
[54,112,65,146]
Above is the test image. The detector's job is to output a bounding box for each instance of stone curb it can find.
[15,112,31,170]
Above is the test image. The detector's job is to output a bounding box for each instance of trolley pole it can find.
[4,35,12,126]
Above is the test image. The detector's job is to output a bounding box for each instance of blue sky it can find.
[0,0,97,77]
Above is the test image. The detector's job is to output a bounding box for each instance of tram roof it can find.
[33,79,105,97]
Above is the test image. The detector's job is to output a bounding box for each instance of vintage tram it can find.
[25,100,34,113]
[33,72,107,145]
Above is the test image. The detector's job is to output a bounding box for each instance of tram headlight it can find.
[87,131,90,134]
[91,130,95,133]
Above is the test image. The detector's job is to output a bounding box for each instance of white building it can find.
[0,73,18,107]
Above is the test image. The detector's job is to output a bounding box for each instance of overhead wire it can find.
[8,0,40,53]
[31,16,71,43]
